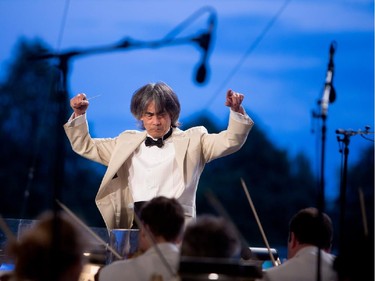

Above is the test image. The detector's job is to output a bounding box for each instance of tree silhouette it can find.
[0,38,104,227]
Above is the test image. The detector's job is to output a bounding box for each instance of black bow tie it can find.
[145,137,163,148]
[145,128,173,148]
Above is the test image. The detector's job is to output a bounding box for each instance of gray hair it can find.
[130,82,181,128]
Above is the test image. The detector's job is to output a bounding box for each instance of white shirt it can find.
[127,137,184,202]
[99,243,180,281]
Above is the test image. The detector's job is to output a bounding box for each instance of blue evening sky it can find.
[0,0,373,203]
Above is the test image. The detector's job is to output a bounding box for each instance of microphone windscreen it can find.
[195,63,207,84]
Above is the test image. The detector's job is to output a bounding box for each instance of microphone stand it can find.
[335,127,374,254]
[318,114,327,214]
[316,107,327,281]
[52,57,70,217]
[312,41,337,281]
[312,93,330,281]
[336,131,350,254]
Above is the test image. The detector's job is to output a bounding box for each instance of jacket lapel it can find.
[98,132,147,194]
[173,129,189,184]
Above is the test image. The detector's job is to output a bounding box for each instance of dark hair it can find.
[7,211,86,281]
[288,207,333,250]
[130,82,181,129]
[140,196,185,242]
[181,215,241,258]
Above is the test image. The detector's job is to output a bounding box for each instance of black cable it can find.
[203,0,293,109]
[162,6,217,41]
[56,0,71,52]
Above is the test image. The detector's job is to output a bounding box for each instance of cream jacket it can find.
[64,111,253,229]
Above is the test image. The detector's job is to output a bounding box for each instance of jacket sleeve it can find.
[201,109,254,163]
[63,114,117,166]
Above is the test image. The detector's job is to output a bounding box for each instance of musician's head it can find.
[130,82,181,139]
[180,214,241,259]
[287,207,333,259]
[6,211,87,281]
[138,196,185,252]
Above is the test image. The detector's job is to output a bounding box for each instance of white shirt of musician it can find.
[126,136,184,202]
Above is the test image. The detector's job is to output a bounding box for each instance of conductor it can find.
[64,82,254,229]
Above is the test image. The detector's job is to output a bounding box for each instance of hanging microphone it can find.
[320,41,337,117]
[194,15,216,84]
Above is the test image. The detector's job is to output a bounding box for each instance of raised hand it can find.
[70,93,89,118]
[225,89,245,115]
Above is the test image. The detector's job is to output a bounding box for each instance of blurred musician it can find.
[258,207,337,281]
[3,211,87,281]
[97,196,185,281]
[180,214,241,259]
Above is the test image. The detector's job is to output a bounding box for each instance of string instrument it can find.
[240,178,281,267]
